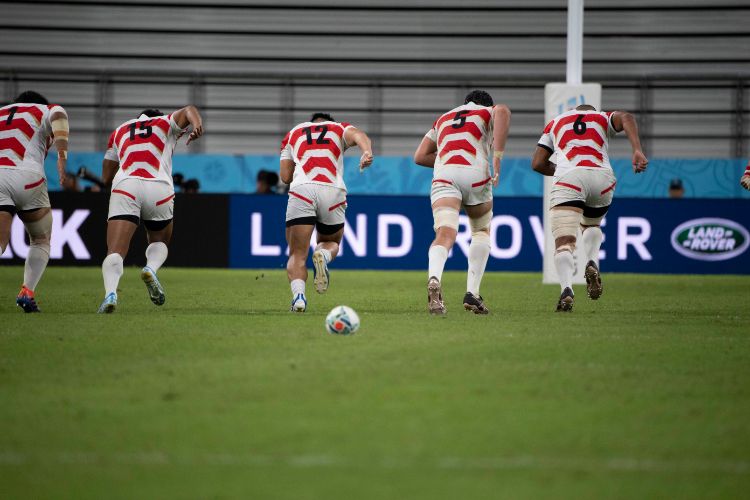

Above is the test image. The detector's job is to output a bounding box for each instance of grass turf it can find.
[0,265,749,499]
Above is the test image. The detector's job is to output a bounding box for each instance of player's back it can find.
[0,103,61,175]
[542,109,615,176]
[281,120,352,190]
[107,114,181,187]
[430,102,493,172]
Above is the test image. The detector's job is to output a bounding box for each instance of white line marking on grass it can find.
[1,451,747,475]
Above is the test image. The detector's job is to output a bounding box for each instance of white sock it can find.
[428,245,449,282]
[581,226,603,265]
[466,238,490,295]
[102,253,124,296]
[316,246,332,264]
[23,243,50,291]
[554,250,575,293]
[291,279,305,298]
[145,242,168,272]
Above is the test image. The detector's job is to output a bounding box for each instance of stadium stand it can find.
[1,0,748,158]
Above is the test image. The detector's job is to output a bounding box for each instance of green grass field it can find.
[1,265,749,499]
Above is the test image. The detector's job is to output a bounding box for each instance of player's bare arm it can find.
[611,111,648,174]
[531,146,556,176]
[101,159,119,187]
[413,137,437,167]
[172,105,204,145]
[50,108,69,186]
[344,126,374,170]
[491,104,511,186]
[280,159,295,185]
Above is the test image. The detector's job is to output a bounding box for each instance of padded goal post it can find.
[542,83,601,284]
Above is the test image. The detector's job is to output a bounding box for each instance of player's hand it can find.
[632,150,648,173]
[492,157,502,187]
[359,151,373,171]
[186,123,204,145]
[57,156,67,186]
[741,174,750,191]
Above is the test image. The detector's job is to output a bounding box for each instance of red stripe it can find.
[553,113,608,137]
[555,181,582,192]
[432,178,453,185]
[289,123,344,148]
[566,145,603,162]
[113,189,136,200]
[0,137,27,159]
[0,105,44,124]
[155,193,175,206]
[297,140,341,160]
[301,157,337,177]
[444,155,471,166]
[128,168,156,179]
[122,150,160,171]
[311,174,333,183]
[120,134,166,158]
[0,118,36,140]
[471,177,492,188]
[0,157,17,167]
[438,122,482,146]
[600,181,617,195]
[328,200,347,211]
[576,160,603,168]
[558,129,605,150]
[23,177,45,190]
[439,139,476,159]
[289,191,313,205]
[150,118,170,136]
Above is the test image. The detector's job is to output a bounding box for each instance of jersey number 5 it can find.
[128,121,153,141]
[451,110,470,129]
[304,125,331,145]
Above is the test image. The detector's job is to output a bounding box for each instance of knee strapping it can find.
[556,242,575,254]
[581,216,604,227]
[471,230,491,246]
[469,210,492,233]
[25,212,52,246]
[551,209,581,240]
[433,207,459,231]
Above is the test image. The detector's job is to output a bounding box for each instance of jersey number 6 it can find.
[573,115,587,135]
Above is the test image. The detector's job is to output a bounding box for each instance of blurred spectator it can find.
[183,178,200,194]
[256,170,280,194]
[669,178,684,199]
[76,166,104,192]
[61,171,79,192]
[173,173,185,190]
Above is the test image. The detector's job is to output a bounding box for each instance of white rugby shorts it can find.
[108,178,174,222]
[550,168,617,209]
[0,169,50,212]
[430,167,493,206]
[286,183,347,230]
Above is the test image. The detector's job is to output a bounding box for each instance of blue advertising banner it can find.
[229,194,750,274]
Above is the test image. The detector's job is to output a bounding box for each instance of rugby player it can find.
[0,91,69,312]
[97,106,203,313]
[741,159,750,191]
[414,90,511,315]
[532,104,648,312]
[280,112,373,312]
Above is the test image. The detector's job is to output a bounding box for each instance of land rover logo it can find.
[670,218,749,262]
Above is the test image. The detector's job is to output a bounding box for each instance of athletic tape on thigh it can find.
[581,215,604,226]
[433,207,459,231]
[550,209,581,240]
[469,210,492,233]
[25,211,52,240]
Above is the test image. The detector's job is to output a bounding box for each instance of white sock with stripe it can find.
[428,245,449,282]
[102,253,124,296]
[145,242,169,272]
[554,250,574,293]
[581,226,603,265]
[291,279,305,298]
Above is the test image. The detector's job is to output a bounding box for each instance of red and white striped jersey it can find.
[538,109,618,177]
[0,103,67,177]
[104,113,186,188]
[425,102,494,175]
[280,120,354,191]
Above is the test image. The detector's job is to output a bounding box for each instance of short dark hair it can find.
[311,112,335,122]
[464,90,493,107]
[576,104,597,111]
[138,109,163,118]
[14,91,48,105]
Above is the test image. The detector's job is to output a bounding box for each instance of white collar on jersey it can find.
[138,114,150,120]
